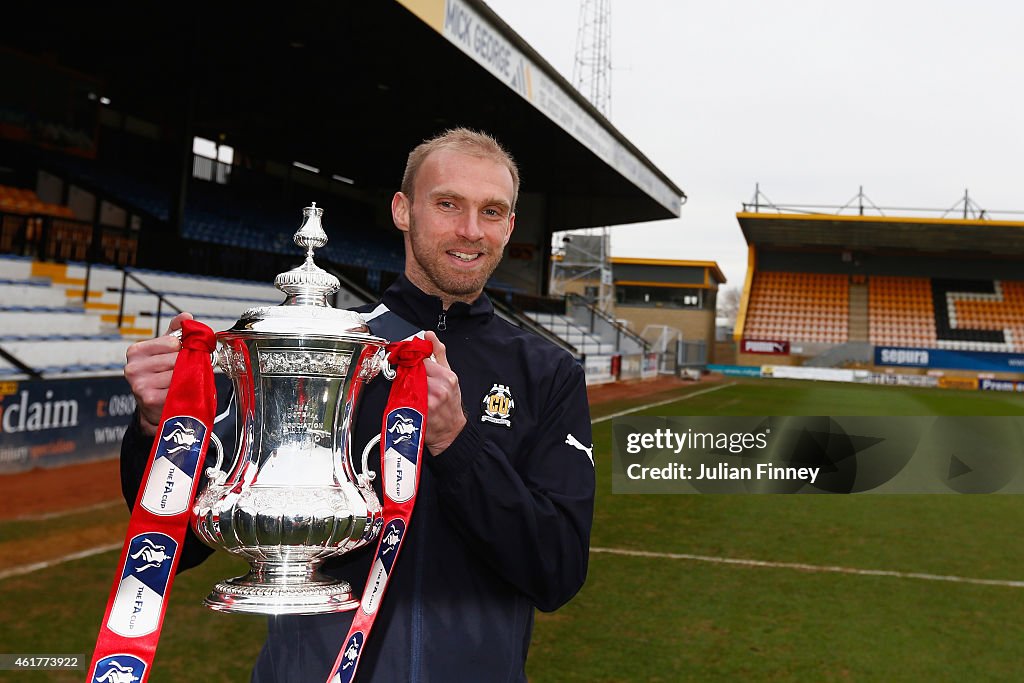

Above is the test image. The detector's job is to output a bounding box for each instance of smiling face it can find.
[393,148,516,308]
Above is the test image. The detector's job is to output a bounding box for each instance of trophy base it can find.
[204,565,359,615]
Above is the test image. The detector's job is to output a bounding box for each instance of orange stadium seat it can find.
[868,276,938,348]
[0,184,75,219]
[743,271,849,344]
[946,280,1024,352]
[867,276,1024,352]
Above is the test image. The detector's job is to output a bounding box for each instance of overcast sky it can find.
[484,0,1024,287]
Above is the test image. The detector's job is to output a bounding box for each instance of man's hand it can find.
[422,331,467,455]
[124,312,194,436]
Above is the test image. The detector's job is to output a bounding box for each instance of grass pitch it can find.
[1,378,1023,681]
[528,379,1024,681]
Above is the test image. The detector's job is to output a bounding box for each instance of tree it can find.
[717,286,742,326]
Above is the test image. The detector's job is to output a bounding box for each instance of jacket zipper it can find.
[437,310,447,331]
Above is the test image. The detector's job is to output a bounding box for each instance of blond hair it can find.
[401,128,520,211]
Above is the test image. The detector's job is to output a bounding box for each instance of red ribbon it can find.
[88,328,430,683]
[328,337,432,683]
[87,320,217,683]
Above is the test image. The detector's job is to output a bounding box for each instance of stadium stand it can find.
[526,311,613,356]
[868,275,1024,352]
[933,278,1024,352]
[742,271,849,344]
[0,254,333,377]
[734,204,1024,375]
[28,145,408,276]
[868,276,938,348]
[0,184,75,218]
[47,154,170,222]
[744,270,1024,354]
[0,2,687,390]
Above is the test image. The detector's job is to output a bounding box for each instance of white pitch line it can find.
[592,382,736,424]
[591,546,1024,589]
[11,499,121,522]
[5,540,1019,589]
[0,542,122,582]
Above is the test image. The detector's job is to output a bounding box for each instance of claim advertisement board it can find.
[0,375,232,473]
[0,376,136,472]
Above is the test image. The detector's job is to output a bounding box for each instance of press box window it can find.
[192,136,233,184]
[616,285,703,309]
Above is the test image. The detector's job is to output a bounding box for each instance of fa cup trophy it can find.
[190,203,388,615]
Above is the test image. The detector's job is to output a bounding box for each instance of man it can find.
[120,128,595,681]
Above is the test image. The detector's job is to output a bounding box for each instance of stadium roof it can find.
[737,212,1024,257]
[611,257,726,285]
[2,0,684,232]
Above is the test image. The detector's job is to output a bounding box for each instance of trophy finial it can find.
[274,202,340,306]
[294,202,328,254]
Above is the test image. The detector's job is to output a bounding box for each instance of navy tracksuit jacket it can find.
[121,275,596,682]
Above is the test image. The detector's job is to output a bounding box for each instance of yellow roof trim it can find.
[733,245,756,343]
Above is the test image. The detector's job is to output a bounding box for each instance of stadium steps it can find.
[0,254,368,376]
[0,280,72,307]
[848,282,869,342]
[52,262,286,338]
[30,260,86,286]
[526,312,615,355]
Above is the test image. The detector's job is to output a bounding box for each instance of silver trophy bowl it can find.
[190,203,387,615]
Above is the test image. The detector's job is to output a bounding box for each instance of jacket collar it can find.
[381,274,494,332]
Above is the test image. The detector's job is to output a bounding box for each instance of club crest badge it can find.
[480,384,514,428]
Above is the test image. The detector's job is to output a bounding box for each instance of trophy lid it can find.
[225,203,378,338]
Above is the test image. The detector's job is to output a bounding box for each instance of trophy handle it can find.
[169,328,226,484]
[357,434,380,486]
[205,432,227,485]
[377,347,396,381]
[169,328,220,368]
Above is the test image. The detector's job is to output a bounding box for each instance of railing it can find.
[566,293,649,354]
[489,296,580,359]
[108,265,368,337]
[116,269,183,337]
[0,344,41,379]
[742,184,1024,221]
[505,291,566,315]
[535,316,586,339]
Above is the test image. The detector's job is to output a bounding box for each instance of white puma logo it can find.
[565,433,594,466]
